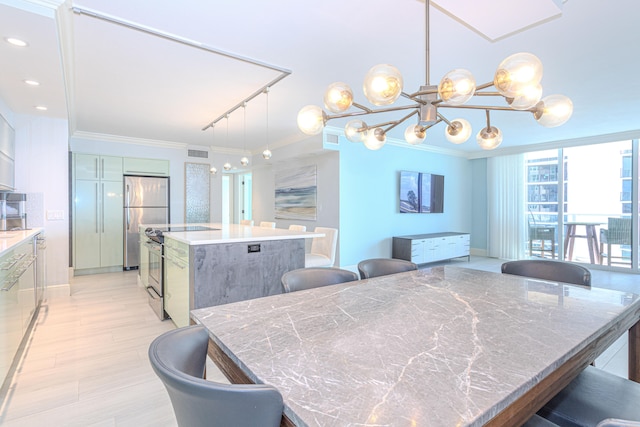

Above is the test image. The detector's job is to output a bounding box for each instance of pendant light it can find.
[240,103,249,167]
[262,88,272,160]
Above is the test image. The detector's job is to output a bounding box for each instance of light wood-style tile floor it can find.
[0,271,193,426]
[1,259,638,426]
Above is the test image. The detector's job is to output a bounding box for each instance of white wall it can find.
[13,115,69,286]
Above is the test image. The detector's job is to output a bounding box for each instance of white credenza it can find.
[392,232,470,265]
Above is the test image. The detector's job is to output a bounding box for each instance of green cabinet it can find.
[163,237,190,328]
[75,154,123,181]
[123,157,169,176]
[73,154,124,273]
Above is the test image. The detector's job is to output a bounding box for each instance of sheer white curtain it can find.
[487,154,527,260]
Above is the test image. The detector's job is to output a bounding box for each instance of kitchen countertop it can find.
[0,228,43,257]
[140,223,321,246]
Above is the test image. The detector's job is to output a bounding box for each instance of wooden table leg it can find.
[630,321,640,382]
[564,225,576,261]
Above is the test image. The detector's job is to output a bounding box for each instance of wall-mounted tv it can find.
[399,170,444,213]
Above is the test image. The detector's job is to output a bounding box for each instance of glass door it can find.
[563,141,632,268]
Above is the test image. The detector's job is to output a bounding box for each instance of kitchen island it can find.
[192,266,640,427]
[143,223,320,327]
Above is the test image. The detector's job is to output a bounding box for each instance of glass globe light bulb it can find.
[223,162,232,171]
[344,119,367,143]
[363,128,386,150]
[494,52,543,98]
[323,82,353,113]
[438,69,476,105]
[444,119,472,144]
[240,156,249,166]
[508,83,543,110]
[209,167,217,175]
[363,64,403,106]
[297,105,326,135]
[477,126,503,150]
[404,124,426,145]
[262,149,272,160]
[535,94,573,127]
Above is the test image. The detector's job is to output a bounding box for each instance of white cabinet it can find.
[393,233,470,265]
[0,234,39,386]
[73,153,124,272]
[123,157,169,176]
[163,237,190,328]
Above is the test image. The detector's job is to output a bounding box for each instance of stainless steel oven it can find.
[145,238,167,320]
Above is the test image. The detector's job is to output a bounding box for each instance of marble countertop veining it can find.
[192,266,640,427]
[139,222,321,245]
[0,228,43,257]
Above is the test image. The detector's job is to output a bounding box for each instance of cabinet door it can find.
[74,180,101,269]
[75,154,100,180]
[100,156,123,181]
[100,181,123,267]
[0,259,22,384]
[123,157,169,176]
[164,252,190,328]
[411,240,425,264]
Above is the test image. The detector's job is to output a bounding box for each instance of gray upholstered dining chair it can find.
[500,259,591,286]
[281,267,359,293]
[537,365,640,426]
[357,258,418,280]
[148,325,283,427]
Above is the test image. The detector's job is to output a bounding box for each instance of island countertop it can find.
[140,223,322,245]
[0,228,43,257]
[192,266,640,427]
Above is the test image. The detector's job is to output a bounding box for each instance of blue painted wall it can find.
[338,139,473,267]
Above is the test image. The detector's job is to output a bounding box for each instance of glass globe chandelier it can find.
[297,3,573,151]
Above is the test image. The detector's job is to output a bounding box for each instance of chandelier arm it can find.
[325,104,421,121]
[423,118,444,131]
[408,87,439,98]
[402,92,427,105]
[436,113,454,127]
[351,102,374,113]
[475,82,496,91]
[473,92,503,97]
[383,110,420,134]
[437,104,535,112]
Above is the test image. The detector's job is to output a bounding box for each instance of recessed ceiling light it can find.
[24,79,40,86]
[35,105,47,111]
[5,37,28,47]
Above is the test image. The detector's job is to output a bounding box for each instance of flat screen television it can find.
[399,170,444,213]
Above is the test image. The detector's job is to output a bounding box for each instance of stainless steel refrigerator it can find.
[123,176,170,269]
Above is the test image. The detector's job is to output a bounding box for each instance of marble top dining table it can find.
[191,266,640,427]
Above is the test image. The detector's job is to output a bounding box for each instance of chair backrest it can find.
[240,219,254,226]
[288,224,307,232]
[260,221,276,229]
[606,217,632,244]
[501,259,591,286]
[310,227,338,264]
[281,267,359,293]
[357,258,418,280]
[149,326,283,427]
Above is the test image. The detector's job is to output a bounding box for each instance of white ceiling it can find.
[1,0,639,156]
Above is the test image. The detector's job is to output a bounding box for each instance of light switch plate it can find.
[46,210,64,220]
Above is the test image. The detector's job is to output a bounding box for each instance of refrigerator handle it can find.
[95,183,99,233]
[101,183,105,233]
[125,184,130,230]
